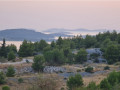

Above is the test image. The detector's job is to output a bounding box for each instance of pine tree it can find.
[0,38,7,58]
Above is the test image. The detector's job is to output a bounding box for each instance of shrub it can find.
[67,74,83,90]
[32,55,45,72]
[61,87,64,90]
[107,71,118,86]
[18,78,23,83]
[26,59,29,63]
[104,66,110,70]
[100,78,111,90]
[87,81,97,90]
[6,66,15,77]
[85,66,93,73]
[76,69,81,72]
[44,49,65,65]
[2,85,10,90]
[0,72,6,84]
[7,51,16,61]
[75,48,87,63]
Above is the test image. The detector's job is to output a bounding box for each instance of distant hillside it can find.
[0,29,71,41]
[43,28,114,35]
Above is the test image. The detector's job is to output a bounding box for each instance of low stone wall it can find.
[0,66,66,74]
[43,66,66,73]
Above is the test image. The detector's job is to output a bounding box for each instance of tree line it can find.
[0,30,120,66]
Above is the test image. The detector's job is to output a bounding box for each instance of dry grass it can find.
[83,73,107,86]
[0,63,32,69]
[0,73,66,90]
[0,63,119,90]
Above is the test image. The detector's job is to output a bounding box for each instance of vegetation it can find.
[1,30,120,65]
[6,66,15,77]
[67,74,83,90]
[2,86,10,90]
[28,75,57,90]
[72,71,120,90]
[105,45,119,64]
[85,66,94,73]
[75,48,87,63]
[0,72,6,84]
[0,38,7,58]
[32,55,45,72]
[6,44,17,53]
[87,81,97,90]
[100,78,111,90]
[18,40,34,57]
[1,31,120,89]
[104,66,110,70]
[18,78,24,83]
[44,49,65,65]
[7,51,16,61]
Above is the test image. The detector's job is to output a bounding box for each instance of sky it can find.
[0,0,120,31]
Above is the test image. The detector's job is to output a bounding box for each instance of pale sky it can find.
[0,0,120,31]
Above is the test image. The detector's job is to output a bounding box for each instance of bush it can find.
[75,48,87,63]
[32,55,45,72]
[6,66,15,77]
[85,66,93,73]
[107,71,118,86]
[61,87,64,90]
[104,66,110,70]
[44,49,65,65]
[26,59,29,63]
[100,78,111,90]
[18,78,23,83]
[2,85,10,90]
[0,72,6,84]
[76,69,81,72]
[7,51,16,61]
[87,81,97,90]
[105,45,119,64]
[67,74,83,90]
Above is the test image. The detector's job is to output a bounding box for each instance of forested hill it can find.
[0,29,70,41]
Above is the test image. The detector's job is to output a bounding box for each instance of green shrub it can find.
[61,87,64,90]
[76,69,81,72]
[26,59,29,63]
[67,74,83,90]
[107,71,118,86]
[7,51,16,61]
[100,78,111,90]
[18,78,23,83]
[32,55,45,72]
[87,81,97,90]
[85,66,93,73]
[6,66,15,77]
[0,72,6,84]
[2,85,10,90]
[104,66,110,70]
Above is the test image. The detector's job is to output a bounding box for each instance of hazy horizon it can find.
[0,0,120,32]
